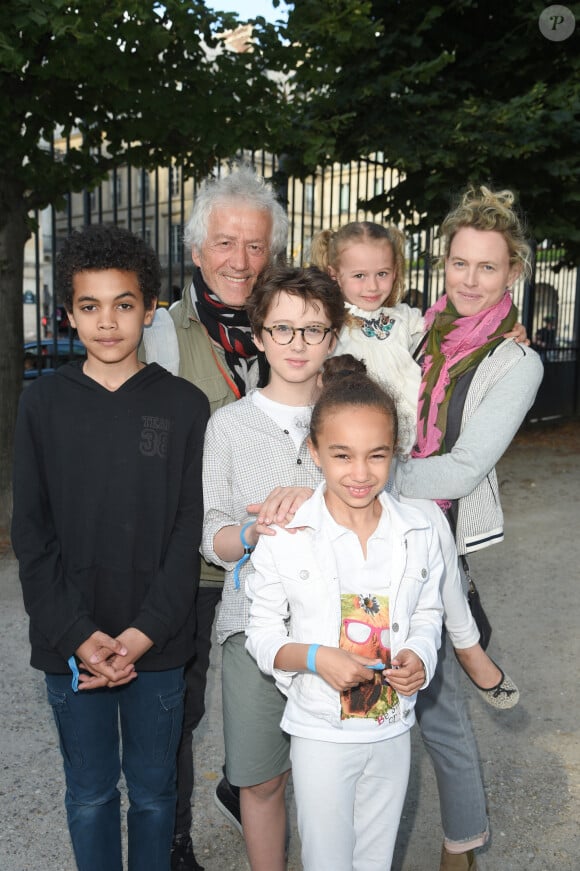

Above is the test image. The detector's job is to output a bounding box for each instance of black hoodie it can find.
[12,361,210,673]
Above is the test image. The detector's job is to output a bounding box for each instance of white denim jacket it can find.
[246,485,443,732]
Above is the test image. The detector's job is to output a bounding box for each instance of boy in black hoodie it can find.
[11,225,210,871]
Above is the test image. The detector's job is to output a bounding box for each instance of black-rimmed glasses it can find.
[262,325,334,345]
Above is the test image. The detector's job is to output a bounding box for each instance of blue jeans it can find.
[46,668,185,871]
[415,626,489,849]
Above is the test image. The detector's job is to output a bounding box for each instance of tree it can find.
[0,0,282,528]
[258,0,580,254]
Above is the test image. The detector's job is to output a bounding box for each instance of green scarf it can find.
[414,293,517,458]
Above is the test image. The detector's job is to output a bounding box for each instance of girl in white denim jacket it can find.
[246,358,443,871]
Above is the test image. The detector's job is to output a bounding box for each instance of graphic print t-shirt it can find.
[339,592,399,727]
[320,503,402,735]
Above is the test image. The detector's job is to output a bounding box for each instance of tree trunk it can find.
[0,177,30,534]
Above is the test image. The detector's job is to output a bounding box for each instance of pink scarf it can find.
[413,292,517,461]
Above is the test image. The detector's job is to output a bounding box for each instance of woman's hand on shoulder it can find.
[504,321,529,346]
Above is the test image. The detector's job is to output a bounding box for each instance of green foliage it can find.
[0,0,283,217]
[259,0,580,260]
[0,0,288,526]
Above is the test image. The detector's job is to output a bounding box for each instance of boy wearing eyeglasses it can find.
[200,265,345,871]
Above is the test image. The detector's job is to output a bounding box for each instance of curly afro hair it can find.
[57,224,161,312]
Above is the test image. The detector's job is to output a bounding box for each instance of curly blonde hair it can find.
[439,186,532,279]
[310,221,406,307]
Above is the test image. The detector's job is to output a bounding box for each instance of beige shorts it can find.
[221,632,290,787]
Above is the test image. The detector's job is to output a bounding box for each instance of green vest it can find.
[173,293,240,587]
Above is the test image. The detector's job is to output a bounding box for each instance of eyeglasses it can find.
[262,324,334,345]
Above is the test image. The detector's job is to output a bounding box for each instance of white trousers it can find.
[290,730,411,871]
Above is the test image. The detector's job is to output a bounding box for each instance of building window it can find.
[60,191,71,217]
[170,165,181,198]
[170,224,182,262]
[304,182,314,212]
[138,172,150,204]
[340,182,350,214]
[374,177,384,197]
[138,225,152,246]
[110,174,122,207]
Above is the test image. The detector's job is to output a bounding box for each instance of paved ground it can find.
[1,419,579,870]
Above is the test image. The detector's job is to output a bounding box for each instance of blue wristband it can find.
[233,522,255,590]
[240,521,255,552]
[306,643,320,674]
[68,655,80,693]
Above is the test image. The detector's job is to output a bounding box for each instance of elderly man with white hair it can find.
[143,165,288,871]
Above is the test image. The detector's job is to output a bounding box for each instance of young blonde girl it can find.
[311,222,423,453]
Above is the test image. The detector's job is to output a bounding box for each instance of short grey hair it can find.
[183,164,288,262]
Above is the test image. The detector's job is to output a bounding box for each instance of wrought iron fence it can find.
[22,150,580,417]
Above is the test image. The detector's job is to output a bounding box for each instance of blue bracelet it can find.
[233,521,255,590]
[306,643,320,674]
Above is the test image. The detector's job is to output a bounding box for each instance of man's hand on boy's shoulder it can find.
[77,627,154,690]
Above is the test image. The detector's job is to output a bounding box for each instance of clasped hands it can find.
[74,627,153,690]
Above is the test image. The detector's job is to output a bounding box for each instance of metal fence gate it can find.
[21,150,580,419]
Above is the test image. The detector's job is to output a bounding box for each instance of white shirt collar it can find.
[288,482,392,542]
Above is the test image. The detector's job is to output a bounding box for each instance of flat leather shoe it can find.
[439,844,478,870]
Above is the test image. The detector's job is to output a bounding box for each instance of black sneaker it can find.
[214,776,243,835]
[170,834,205,871]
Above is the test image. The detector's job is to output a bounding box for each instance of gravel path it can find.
[1,420,579,870]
